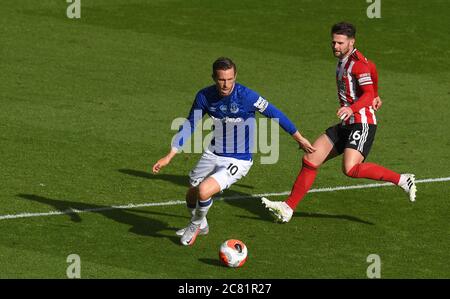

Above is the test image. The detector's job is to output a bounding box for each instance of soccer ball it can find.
[219,239,248,268]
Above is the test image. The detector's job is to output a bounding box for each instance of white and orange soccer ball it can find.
[219,239,248,268]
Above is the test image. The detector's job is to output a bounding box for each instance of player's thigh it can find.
[342,123,377,172]
[304,133,337,166]
[210,157,253,191]
[189,151,217,187]
[324,146,340,163]
[342,148,365,174]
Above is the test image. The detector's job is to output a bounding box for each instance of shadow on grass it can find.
[118,168,254,190]
[236,210,374,225]
[120,169,273,223]
[198,258,225,268]
[119,169,188,186]
[17,194,182,245]
[119,169,374,225]
[295,211,374,225]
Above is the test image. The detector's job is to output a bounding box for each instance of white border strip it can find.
[1,176,449,221]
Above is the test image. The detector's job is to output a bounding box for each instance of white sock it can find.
[188,207,196,218]
[188,207,208,228]
[191,198,212,226]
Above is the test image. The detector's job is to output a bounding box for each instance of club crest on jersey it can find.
[230,102,239,114]
[219,105,228,113]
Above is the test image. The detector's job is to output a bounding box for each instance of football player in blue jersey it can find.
[152,57,316,246]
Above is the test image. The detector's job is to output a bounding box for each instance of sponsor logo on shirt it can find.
[211,115,243,123]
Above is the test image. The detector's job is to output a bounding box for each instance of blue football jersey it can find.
[172,83,297,161]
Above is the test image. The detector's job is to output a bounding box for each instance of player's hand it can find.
[337,107,353,121]
[372,96,382,111]
[298,137,316,153]
[152,148,178,173]
[152,156,172,173]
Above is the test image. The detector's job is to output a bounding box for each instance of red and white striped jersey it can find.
[336,49,378,125]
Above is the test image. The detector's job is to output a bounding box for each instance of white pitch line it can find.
[1,176,449,221]
[0,200,186,221]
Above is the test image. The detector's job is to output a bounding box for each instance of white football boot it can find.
[398,174,417,202]
[261,197,293,223]
[176,219,209,236]
[180,222,201,246]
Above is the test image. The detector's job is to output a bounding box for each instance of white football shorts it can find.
[189,150,253,191]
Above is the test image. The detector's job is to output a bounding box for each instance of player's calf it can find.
[345,162,401,185]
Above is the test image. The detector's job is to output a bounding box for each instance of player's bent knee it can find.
[197,185,207,200]
[198,190,210,201]
[303,155,320,169]
[198,177,220,201]
[303,153,313,163]
[344,164,359,178]
[343,168,352,177]
[303,154,317,166]
[198,181,220,201]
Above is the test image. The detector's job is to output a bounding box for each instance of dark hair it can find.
[212,57,236,78]
[331,22,356,38]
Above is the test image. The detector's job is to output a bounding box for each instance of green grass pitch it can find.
[0,0,449,278]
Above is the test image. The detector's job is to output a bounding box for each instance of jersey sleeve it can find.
[368,60,379,97]
[171,92,206,151]
[352,61,374,87]
[247,90,297,135]
[350,61,375,113]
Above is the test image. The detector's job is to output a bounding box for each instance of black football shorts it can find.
[325,123,377,159]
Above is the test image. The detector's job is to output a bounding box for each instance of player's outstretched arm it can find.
[153,98,204,174]
[292,131,316,153]
[254,99,316,153]
[152,148,178,173]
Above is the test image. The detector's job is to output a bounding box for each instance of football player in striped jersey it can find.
[262,22,417,223]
